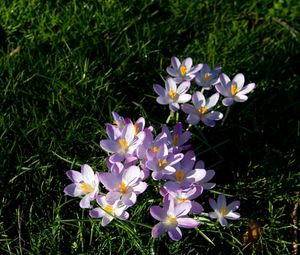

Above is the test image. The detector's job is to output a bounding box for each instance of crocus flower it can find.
[215,73,256,106]
[161,122,191,153]
[89,195,129,226]
[150,195,199,241]
[145,143,184,180]
[208,194,240,227]
[182,92,223,127]
[64,164,99,208]
[195,64,222,90]
[154,78,191,112]
[193,160,216,190]
[166,56,202,83]
[98,165,147,206]
[100,122,145,163]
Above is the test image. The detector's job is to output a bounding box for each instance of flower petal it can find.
[171,56,180,69]
[100,140,120,153]
[177,217,199,228]
[64,183,83,197]
[150,206,165,221]
[177,81,191,94]
[222,98,234,106]
[89,208,105,218]
[168,227,182,241]
[81,164,95,184]
[177,94,191,104]
[66,170,83,183]
[80,194,92,208]
[186,113,201,125]
[153,84,165,96]
[234,94,248,102]
[152,222,165,238]
[192,91,205,108]
[232,73,245,89]
[227,200,240,212]
[206,93,219,109]
[239,83,255,94]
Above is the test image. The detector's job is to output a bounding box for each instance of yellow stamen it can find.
[80,183,94,193]
[198,106,207,114]
[178,198,189,203]
[173,134,179,146]
[158,159,167,167]
[152,146,159,153]
[103,205,113,213]
[180,65,187,76]
[118,181,128,194]
[166,216,177,225]
[119,138,128,152]
[220,207,228,216]
[231,83,239,95]
[134,123,139,136]
[168,89,177,99]
[204,72,211,81]
[175,170,185,182]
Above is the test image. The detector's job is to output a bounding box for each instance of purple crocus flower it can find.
[208,194,240,227]
[100,122,145,163]
[150,195,199,241]
[161,122,191,153]
[145,143,184,180]
[89,195,129,226]
[195,64,222,90]
[193,160,216,190]
[98,165,147,206]
[154,77,191,112]
[160,186,204,214]
[163,150,207,189]
[64,164,99,208]
[166,56,202,83]
[215,73,256,106]
[182,91,223,127]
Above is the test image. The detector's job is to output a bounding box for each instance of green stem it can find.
[221,106,231,126]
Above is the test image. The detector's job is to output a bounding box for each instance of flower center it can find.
[180,65,187,76]
[118,181,128,194]
[173,133,179,146]
[204,72,211,81]
[175,170,185,182]
[80,183,94,193]
[158,159,167,167]
[178,197,189,203]
[103,205,113,213]
[119,138,128,152]
[166,216,177,225]
[198,106,207,114]
[220,207,229,216]
[168,89,177,99]
[152,146,159,153]
[231,83,239,95]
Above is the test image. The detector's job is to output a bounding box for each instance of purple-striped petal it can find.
[177,217,199,228]
[66,170,83,183]
[152,222,166,238]
[168,227,182,241]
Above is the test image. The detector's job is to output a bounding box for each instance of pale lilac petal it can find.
[195,160,205,169]
[152,222,166,238]
[177,94,191,103]
[227,201,240,211]
[89,208,105,218]
[174,203,191,217]
[239,83,255,94]
[177,81,191,94]
[170,103,180,112]
[217,195,227,208]
[166,77,177,91]
[118,211,129,220]
[192,91,205,108]
[124,123,135,143]
[187,169,206,183]
[100,140,120,153]
[182,57,192,70]
[190,63,203,74]
[219,217,228,227]
[222,98,234,106]
[166,67,179,77]
[187,113,201,125]
[208,212,217,219]
[215,83,227,96]
[168,227,182,241]
[123,191,136,206]
[64,183,83,197]
[80,194,92,208]
[66,170,83,183]
[153,84,165,96]
[178,131,191,146]
[234,94,248,102]
[209,198,217,210]
[191,201,204,214]
[226,211,240,220]
[150,206,165,221]
[171,56,180,69]
[156,96,169,105]
[220,73,231,85]
[181,150,195,170]
[181,103,196,114]
[109,153,124,163]
[98,173,119,191]
[81,164,95,184]
[106,191,120,204]
[206,93,219,109]
[177,217,199,228]
[206,111,223,120]
[201,182,216,190]
[158,143,168,159]
[232,73,245,89]
[123,166,140,185]
[133,181,147,194]
[102,216,113,227]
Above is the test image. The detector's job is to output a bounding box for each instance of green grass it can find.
[0,0,299,254]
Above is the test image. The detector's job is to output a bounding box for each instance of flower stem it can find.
[166,111,174,124]
[221,106,231,126]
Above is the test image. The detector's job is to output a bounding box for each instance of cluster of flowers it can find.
[64,56,255,241]
[154,57,255,126]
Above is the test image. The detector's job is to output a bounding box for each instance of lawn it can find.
[0,0,299,254]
